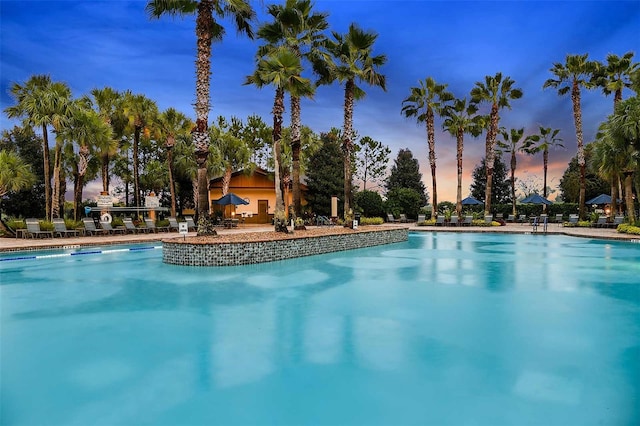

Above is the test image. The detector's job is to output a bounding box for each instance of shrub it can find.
[6,218,26,230]
[385,187,423,219]
[359,216,384,225]
[354,190,385,218]
[417,219,436,226]
[618,224,640,235]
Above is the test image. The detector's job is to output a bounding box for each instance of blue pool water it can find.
[1,233,639,425]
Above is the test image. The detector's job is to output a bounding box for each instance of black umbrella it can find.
[461,196,483,206]
[521,194,552,205]
[214,192,249,206]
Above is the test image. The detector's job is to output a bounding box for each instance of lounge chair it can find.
[168,217,181,232]
[506,214,515,223]
[387,213,398,223]
[144,218,170,233]
[567,214,579,226]
[518,214,527,224]
[555,214,563,225]
[462,216,473,226]
[122,218,144,234]
[593,217,607,228]
[496,213,503,220]
[399,213,408,223]
[52,218,80,237]
[484,215,493,224]
[609,215,625,228]
[82,218,109,236]
[435,215,445,226]
[417,214,426,224]
[100,220,125,234]
[448,215,459,226]
[25,218,53,238]
[185,216,197,231]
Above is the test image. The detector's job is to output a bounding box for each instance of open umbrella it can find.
[461,196,483,205]
[214,192,249,206]
[586,194,617,205]
[521,194,552,205]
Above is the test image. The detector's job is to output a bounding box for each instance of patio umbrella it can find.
[586,194,615,205]
[214,192,249,206]
[461,196,483,205]
[521,194,553,205]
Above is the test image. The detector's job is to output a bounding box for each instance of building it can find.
[208,168,307,224]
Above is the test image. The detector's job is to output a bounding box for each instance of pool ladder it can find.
[532,216,548,233]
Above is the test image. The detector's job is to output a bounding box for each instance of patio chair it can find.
[593,216,607,228]
[185,216,197,231]
[568,214,579,226]
[417,214,426,224]
[609,215,625,228]
[555,213,563,225]
[168,217,181,232]
[100,220,125,234]
[518,214,527,224]
[506,214,515,223]
[52,218,80,237]
[435,215,445,226]
[144,218,170,233]
[122,218,144,234]
[387,213,398,223]
[448,215,459,226]
[496,213,503,220]
[399,213,408,223]
[484,215,493,224]
[81,218,109,236]
[462,216,473,226]
[25,218,53,238]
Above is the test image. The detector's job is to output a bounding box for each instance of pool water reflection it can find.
[1,233,639,425]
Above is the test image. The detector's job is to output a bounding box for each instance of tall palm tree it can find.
[497,128,536,215]
[209,116,251,196]
[471,72,523,215]
[155,108,193,217]
[543,53,597,219]
[593,51,639,108]
[4,75,70,220]
[122,92,158,208]
[317,23,387,217]
[590,136,625,216]
[401,78,453,218]
[147,0,255,229]
[245,46,310,232]
[89,87,125,193]
[441,98,484,215]
[257,0,327,217]
[524,127,564,204]
[0,150,36,232]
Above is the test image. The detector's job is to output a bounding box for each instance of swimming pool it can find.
[1,233,639,425]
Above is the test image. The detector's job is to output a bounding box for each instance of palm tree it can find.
[245,46,310,232]
[209,116,251,196]
[524,127,564,204]
[155,108,193,217]
[122,92,158,208]
[593,51,639,108]
[317,23,387,217]
[0,150,36,231]
[441,98,484,215]
[4,75,70,220]
[471,72,523,215]
[401,78,453,218]
[257,0,327,217]
[88,87,125,193]
[60,102,112,221]
[497,128,536,215]
[590,136,625,216]
[146,0,255,228]
[543,53,597,219]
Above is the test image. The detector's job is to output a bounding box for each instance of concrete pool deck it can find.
[1,222,639,252]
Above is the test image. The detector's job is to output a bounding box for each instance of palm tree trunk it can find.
[510,151,516,216]
[571,79,586,219]
[133,126,141,208]
[342,80,355,218]
[74,174,84,222]
[51,142,62,219]
[291,95,302,217]
[41,124,52,221]
[273,88,287,233]
[542,148,549,213]
[484,103,499,215]
[101,153,110,192]
[222,166,232,195]
[623,170,636,222]
[195,150,210,220]
[611,176,619,215]
[167,148,177,218]
[456,128,464,216]
[427,107,437,219]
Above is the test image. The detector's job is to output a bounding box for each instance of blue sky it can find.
[1,0,639,202]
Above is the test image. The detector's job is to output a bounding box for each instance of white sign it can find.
[179,222,188,235]
[145,195,159,208]
[97,195,113,207]
[353,220,358,230]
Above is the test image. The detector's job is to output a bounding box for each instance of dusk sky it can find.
[1,0,639,203]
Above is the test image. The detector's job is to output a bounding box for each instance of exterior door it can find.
[258,200,269,223]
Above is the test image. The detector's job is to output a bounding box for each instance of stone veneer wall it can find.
[163,228,408,266]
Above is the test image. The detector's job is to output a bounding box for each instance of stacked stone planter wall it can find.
[163,228,408,266]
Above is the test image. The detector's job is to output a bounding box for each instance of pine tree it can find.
[305,130,345,217]
[385,148,428,205]
[470,154,511,205]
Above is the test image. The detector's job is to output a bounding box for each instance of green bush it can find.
[385,187,423,219]
[354,190,385,218]
[618,224,640,235]
[39,220,54,231]
[417,219,436,226]
[359,216,384,225]
[6,218,26,230]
